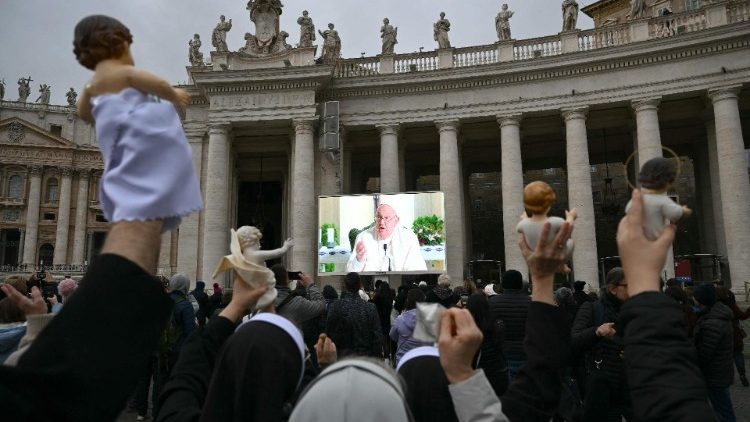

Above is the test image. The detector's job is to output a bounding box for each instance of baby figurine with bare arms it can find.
[73,15,202,233]
[213,226,294,310]
[517,181,577,272]
[625,157,691,240]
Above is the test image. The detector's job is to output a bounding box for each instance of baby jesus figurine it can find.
[626,157,691,240]
[517,181,577,271]
[213,226,294,310]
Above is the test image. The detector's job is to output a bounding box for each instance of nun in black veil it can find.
[199,312,305,422]
[397,346,459,422]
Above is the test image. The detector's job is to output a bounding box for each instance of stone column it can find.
[177,134,204,282]
[290,119,317,275]
[562,108,599,287]
[53,167,74,266]
[201,124,231,285]
[71,170,89,265]
[708,86,750,289]
[437,120,466,282]
[86,230,95,264]
[22,166,43,265]
[632,98,663,163]
[498,115,528,275]
[17,229,25,265]
[377,124,400,193]
[705,120,728,259]
[631,97,675,278]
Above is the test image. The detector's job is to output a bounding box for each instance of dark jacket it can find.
[720,292,750,352]
[156,315,236,422]
[571,292,625,383]
[0,254,172,422]
[326,291,383,357]
[573,290,593,307]
[621,292,715,422]
[169,291,197,354]
[694,301,734,389]
[474,321,508,398]
[274,285,326,326]
[371,291,393,335]
[190,289,212,325]
[488,289,531,361]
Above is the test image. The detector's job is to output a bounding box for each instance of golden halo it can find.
[624,145,681,191]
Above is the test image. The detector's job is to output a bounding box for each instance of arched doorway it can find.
[38,243,54,267]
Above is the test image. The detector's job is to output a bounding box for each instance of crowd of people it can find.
[0,190,746,421]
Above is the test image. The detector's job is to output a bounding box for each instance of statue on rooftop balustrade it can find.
[66,88,78,107]
[433,12,451,49]
[0,79,5,101]
[562,0,579,31]
[35,84,51,105]
[188,34,204,66]
[630,0,648,20]
[297,10,315,48]
[496,4,514,41]
[381,18,398,54]
[319,23,341,63]
[212,15,233,52]
[17,77,31,103]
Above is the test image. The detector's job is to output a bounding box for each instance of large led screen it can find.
[318,192,446,275]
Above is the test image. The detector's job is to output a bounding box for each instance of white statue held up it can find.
[213,226,294,310]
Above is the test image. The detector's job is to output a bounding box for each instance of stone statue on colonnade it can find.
[0,79,5,101]
[35,84,51,105]
[297,10,315,48]
[66,88,78,107]
[17,77,32,102]
[562,0,579,31]
[381,18,398,54]
[434,12,451,49]
[630,0,648,20]
[319,23,341,63]
[212,15,233,52]
[189,34,204,66]
[496,4,514,41]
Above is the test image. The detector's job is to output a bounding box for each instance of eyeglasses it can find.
[375,216,396,223]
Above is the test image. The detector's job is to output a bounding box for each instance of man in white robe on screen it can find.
[346,203,427,272]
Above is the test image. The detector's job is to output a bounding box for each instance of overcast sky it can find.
[0,0,594,105]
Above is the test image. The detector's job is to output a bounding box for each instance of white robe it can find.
[346,226,427,272]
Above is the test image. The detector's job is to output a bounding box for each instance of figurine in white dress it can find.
[213,226,294,310]
[626,157,692,240]
[517,181,577,271]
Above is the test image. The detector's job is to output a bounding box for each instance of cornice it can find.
[324,24,750,100]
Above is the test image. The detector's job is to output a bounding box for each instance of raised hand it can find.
[219,272,269,322]
[617,189,675,297]
[518,220,573,305]
[315,333,337,368]
[596,322,616,338]
[0,285,47,317]
[355,241,367,263]
[438,308,484,384]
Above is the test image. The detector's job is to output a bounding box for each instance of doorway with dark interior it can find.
[236,180,284,267]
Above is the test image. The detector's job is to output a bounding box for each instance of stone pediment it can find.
[0,118,76,149]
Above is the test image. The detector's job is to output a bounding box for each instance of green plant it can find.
[412,215,445,246]
[320,223,340,245]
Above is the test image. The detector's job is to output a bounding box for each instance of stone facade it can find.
[1,1,749,292]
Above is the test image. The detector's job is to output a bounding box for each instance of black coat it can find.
[326,292,383,357]
[488,289,531,361]
[190,289,212,325]
[571,292,625,384]
[621,292,715,422]
[694,301,734,389]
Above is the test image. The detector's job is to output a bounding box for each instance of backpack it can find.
[188,293,200,314]
[160,296,187,356]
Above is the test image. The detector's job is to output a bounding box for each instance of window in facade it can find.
[50,124,63,137]
[43,212,56,221]
[46,178,58,202]
[685,0,703,10]
[7,175,23,199]
[2,209,21,221]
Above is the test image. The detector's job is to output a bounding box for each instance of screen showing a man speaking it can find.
[318,192,445,275]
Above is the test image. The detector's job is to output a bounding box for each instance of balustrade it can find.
[513,36,562,60]
[578,23,631,51]
[727,0,750,22]
[394,52,439,73]
[453,45,498,67]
